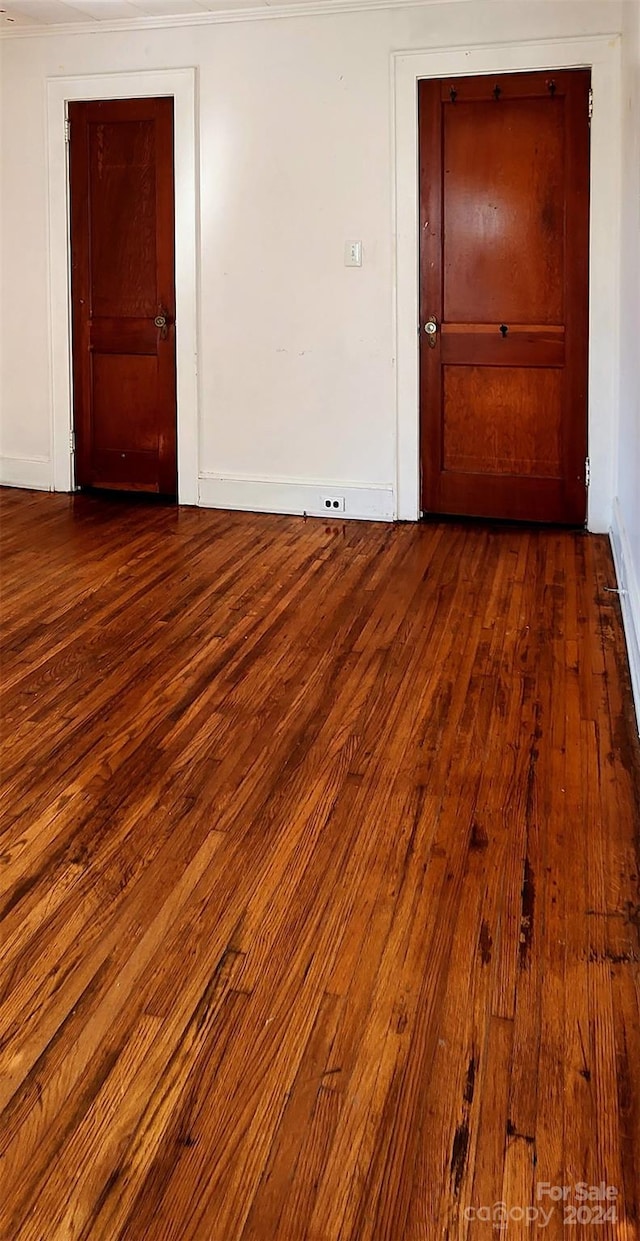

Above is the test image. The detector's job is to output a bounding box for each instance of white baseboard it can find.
[610,496,640,736]
[198,472,395,522]
[0,456,53,491]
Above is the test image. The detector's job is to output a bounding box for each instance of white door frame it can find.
[393,34,622,532]
[46,67,199,505]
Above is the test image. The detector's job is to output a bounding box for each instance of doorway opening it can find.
[68,96,177,499]
[393,36,621,532]
[46,68,198,504]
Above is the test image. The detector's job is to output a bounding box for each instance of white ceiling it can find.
[0,0,341,27]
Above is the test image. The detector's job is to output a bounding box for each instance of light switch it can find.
[344,240,362,267]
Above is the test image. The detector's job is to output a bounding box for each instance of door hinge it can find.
[585,456,591,486]
[64,117,71,143]
[588,87,593,125]
[70,430,76,453]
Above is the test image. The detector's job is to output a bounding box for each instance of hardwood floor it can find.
[1,489,639,1241]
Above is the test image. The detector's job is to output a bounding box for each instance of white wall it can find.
[611,0,640,730]
[0,0,626,518]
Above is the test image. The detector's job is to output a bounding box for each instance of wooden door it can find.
[419,70,590,524]
[69,97,177,496]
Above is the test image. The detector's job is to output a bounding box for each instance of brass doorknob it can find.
[424,316,438,348]
[154,309,170,340]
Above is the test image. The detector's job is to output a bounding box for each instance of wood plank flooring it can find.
[1,489,639,1240]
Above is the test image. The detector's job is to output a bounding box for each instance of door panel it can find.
[69,97,177,496]
[442,367,563,477]
[92,355,160,451]
[419,70,590,524]
[443,99,565,324]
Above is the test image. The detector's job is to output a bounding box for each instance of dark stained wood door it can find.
[69,98,177,496]
[419,70,591,524]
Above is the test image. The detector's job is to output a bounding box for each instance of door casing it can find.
[46,68,198,505]
[393,34,622,533]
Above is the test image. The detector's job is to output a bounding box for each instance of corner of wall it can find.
[610,496,640,736]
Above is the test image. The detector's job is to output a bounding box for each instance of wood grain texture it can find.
[442,366,562,478]
[1,489,639,1241]
[69,97,177,496]
[419,69,591,524]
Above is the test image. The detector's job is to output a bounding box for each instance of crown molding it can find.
[0,0,468,39]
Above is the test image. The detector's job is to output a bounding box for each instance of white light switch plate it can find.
[344,240,362,267]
